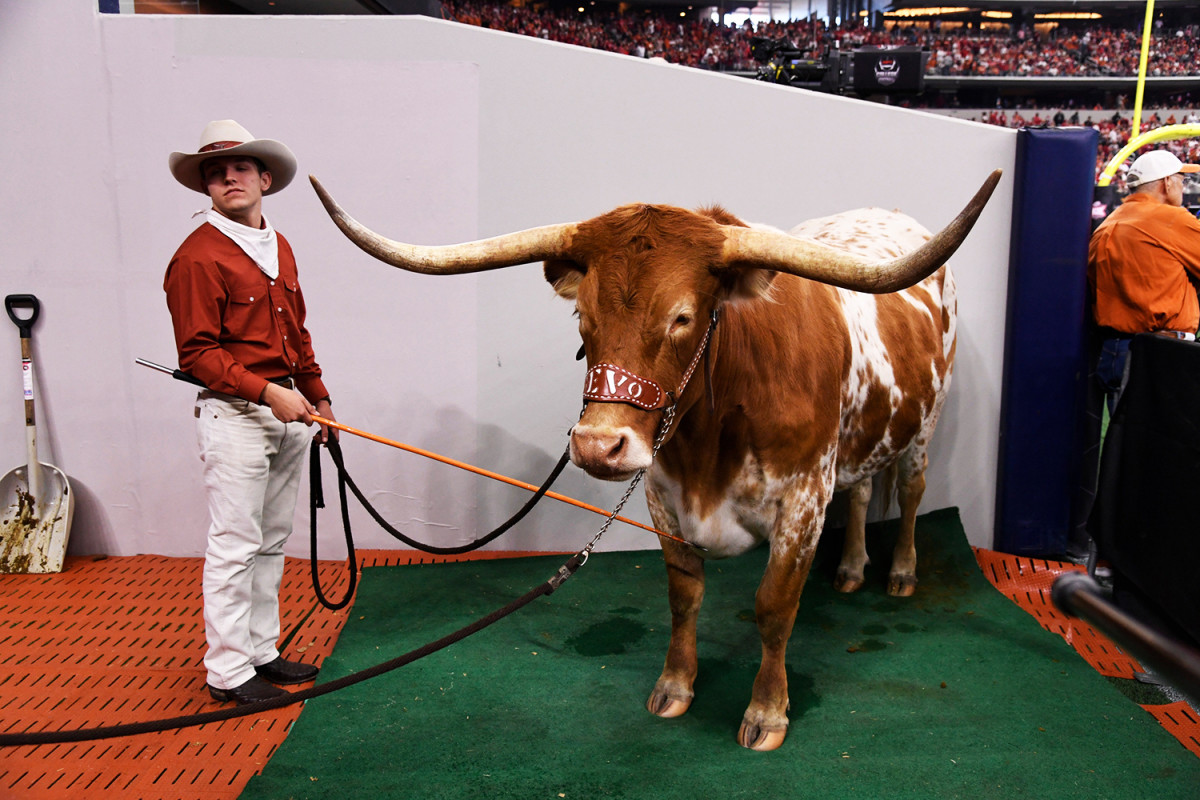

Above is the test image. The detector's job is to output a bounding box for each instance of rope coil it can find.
[307,437,571,609]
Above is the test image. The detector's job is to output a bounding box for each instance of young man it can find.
[165,120,337,704]
[1088,149,1200,411]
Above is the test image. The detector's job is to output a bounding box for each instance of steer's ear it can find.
[544,259,586,299]
[716,264,778,303]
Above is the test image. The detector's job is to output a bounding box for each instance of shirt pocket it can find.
[223,279,267,334]
[277,279,300,321]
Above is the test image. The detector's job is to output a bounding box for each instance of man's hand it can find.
[313,398,338,444]
[260,382,315,425]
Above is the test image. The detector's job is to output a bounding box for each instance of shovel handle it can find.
[5,294,40,339]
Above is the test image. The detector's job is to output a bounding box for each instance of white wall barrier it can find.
[0,3,1016,559]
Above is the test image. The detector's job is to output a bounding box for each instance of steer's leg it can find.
[647,537,705,719]
[738,480,829,752]
[645,486,703,719]
[889,448,926,597]
[834,476,872,593]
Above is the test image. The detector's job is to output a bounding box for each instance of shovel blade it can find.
[0,462,74,573]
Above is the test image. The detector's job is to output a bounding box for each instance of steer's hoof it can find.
[888,573,918,597]
[834,568,864,594]
[737,721,787,751]
[647,692,692,718]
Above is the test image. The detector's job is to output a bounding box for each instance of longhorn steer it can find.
[311,170,1001,751]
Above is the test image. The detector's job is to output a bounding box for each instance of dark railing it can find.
[1052,573,1200,702]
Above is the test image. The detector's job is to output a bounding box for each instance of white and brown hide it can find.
[547,204,955,752]
[309,170,997,754]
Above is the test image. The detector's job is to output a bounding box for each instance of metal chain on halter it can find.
[576,308,721,560]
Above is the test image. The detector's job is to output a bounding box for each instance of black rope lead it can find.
[309,438,358,610]
[0,552,587,747]
[1,438,586,747]
[319,436,570,553]
[307,437,571,610]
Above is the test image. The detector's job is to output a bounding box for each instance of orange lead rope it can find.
[133,359,684,545]
[309,414,687,545]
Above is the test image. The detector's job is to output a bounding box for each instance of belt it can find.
[268,376,296,390]
[1097,327,1196,342]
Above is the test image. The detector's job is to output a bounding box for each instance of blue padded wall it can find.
[994,127,1098,555]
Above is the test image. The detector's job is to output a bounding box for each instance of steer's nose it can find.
[570,423,639,480]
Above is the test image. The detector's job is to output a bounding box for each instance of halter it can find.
[580,307,720,418]
[572,308,720,557]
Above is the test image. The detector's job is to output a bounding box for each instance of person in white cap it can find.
[1088,149,1200,411]
[164,120,337,704]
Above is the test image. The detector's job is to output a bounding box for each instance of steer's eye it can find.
[670,313,692,333]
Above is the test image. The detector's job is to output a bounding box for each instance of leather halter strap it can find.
[580,309,720,413]
[583,363,668,410]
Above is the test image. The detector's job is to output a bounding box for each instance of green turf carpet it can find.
[244,508,1200,799]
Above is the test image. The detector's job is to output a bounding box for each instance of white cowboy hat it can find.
[169,119,297,195]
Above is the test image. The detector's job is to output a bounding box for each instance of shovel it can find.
[1,294,74,573]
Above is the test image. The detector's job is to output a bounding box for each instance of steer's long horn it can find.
[719,168,1003,293]
[310,175,578,274]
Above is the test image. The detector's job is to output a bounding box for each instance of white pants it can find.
[195,392,309,690]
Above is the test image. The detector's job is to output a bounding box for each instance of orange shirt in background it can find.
[1088,192,1200,334]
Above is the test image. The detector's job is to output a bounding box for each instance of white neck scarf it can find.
[204,209,279,280]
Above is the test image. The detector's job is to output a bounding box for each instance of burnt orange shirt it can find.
[164,223,329,405]
[1088,193,1200,334]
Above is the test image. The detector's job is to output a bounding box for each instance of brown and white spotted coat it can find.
[311,170,997,753]
[550,204,955,752]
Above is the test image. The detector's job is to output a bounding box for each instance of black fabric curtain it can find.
[1089,333,1200,650]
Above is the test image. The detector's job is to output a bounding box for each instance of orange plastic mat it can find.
[973,548,1200,759]
[0,549,549,800]
[1143,702,1200,758]
[972,549,1141,678]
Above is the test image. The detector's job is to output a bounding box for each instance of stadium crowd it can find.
[856,25,1198,78]
[441,1,1199,78]
[441,1,1199,185]
[912,106,1199,188]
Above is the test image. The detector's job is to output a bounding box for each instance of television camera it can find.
[751,37,929,96]
[751,37,832,90]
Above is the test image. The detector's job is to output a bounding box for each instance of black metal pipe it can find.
[135,357,207,389]
[1051,572,1200,701]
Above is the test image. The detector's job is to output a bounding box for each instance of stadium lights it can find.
[883,8,971,18]
[981,10,1012,18]
[1036,12,1102,19]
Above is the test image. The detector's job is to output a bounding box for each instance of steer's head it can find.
[309,170,1001,481]
[543,204,748,480]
